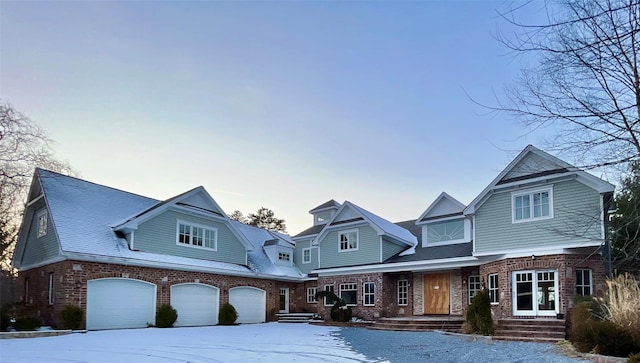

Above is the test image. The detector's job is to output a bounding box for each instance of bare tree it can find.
[0,101,74,273]
[494,0,640,170]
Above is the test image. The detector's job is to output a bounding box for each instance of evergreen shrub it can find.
[14,315,41,331]
[465,288,494,335]
[155,304,178,328]
[219,303,238,325]
[60,305,84,330]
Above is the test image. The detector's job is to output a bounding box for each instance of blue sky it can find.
[1,1,554,234]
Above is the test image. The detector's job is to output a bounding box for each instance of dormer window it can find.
[339,229,358,252]
[37,210,48,238]
[278,252,291,261]
[315,211,333,225]
[512,188,553,223]
[176,221,217,250]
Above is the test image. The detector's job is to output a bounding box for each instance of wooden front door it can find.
[423,273,450,315]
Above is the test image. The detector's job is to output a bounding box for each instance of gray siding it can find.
[21,207,61,266]
[294,239,318,274]
[475,180,602,253]
[134,210,247,265]
[382,238,406,261]
[319,225,380,268]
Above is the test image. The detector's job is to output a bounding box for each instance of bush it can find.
[330,301,353,322]
[465,288,494,335]
[14,315,41,331]
[61,305,84,330]
[0,307,10,331]
[628,353,640,363]
[155,304,178,328]
[599,273,640,344]
[219,303,238,325]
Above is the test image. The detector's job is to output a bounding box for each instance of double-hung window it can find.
[339,230,358,252]
[397,279,408,306]
[48,273,54,305]
[468,275,481,303]
[513,188,552,223]
[363,282,375,306]
[307,287,318,303]
[37,210,48,238]
[340,283,357,305]
[302,248,311,264]
[576,269,592,296]
[177,221,217,250]
[488,274,499,304]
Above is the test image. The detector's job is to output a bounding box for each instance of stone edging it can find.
[0,330,80,339]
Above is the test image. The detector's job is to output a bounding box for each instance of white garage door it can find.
[171,283,220,327]
[87,278,156,330]
[229,286,266,324]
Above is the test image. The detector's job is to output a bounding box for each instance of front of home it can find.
[12,145,614,329]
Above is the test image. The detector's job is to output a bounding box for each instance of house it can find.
[12,145,614,330]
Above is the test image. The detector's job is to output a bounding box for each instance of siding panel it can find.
[382,238,406,261]
[319,225,379,268]
[22,207,60,266]
[134,210,246,264]
[475,180,602,253]
[294,239,318,274]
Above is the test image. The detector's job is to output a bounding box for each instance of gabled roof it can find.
[316,201,418,247]
[292,224,325,239]
[309,199,341,213]
[465,145,615,215]
[416,192,466,224]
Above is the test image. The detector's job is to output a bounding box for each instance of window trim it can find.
[37,210,48,238]
[468,275,481,304]
[511,187,554,223]
[323,285,334,306]
[278,252,291,261]
[307,287,318,303]
[488,273,499,305]
[338,229,359,252]
[425,219,466,245]
[363,282,375,306]
[175,220,218,250]
[302,248,311,264]
[339,282,358,306]
[576,268,593,296]
[48,272,54,305]
[397,279,408,306]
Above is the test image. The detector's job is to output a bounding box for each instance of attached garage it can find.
[86,278,156,330]
[229,286,266,324]
[171,283,220,327]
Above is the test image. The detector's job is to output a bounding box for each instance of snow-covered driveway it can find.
[0,323,589,363]
[0,323,373,363]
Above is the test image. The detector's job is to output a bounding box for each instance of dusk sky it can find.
[1,1,570,234]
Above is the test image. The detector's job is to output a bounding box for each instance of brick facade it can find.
[18,260,308,329]
[316,273,384,321]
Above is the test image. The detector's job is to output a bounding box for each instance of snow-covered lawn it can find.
[0,323,375,363]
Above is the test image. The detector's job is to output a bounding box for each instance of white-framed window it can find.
[278,252,291,261]
[307,287,318,303]
[340,283,357,305]
[363,282,375,306]
[512,188,553,223]
[468,275,481,303]
[397,279,408,306]
[513,270,558,316]
[324,285,334,306]
[427,219,464,243]
[488,274,499,304]
[176,221,217,250]
[302,248,311,264]
[339,229,358,252]
[25,277,30,305]
[37,210,48,238]
[315,211,332,225]
[48,272,54,305]
[576,269,592,296]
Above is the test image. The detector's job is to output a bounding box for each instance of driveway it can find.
[0,323,589,363]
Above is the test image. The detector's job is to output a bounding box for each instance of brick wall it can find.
[382,272,413,317]
[17,260,307,328]
[316,272,384,321]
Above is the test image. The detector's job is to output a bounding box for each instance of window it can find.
[576,269,592,296]
[24,278,30,305]
[48,273,54,305]
[307,287,318,303]
[302,248,311,264]
[513,189,552,222]
[340,283,357,305]
[37,210,48,238]
[397,279,408,305]
[339,230,358,252]
[468,275,481,303]
[278,252,291,261]
[176,221,217,249]
[363,282,375,306]
[324,285,334,306]
[427,219,464,243]
[488,274,499,304]
[315,211,332,224]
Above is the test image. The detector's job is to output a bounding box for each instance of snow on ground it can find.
[0,323,377,363]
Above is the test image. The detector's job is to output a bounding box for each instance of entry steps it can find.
[276,313,315,323]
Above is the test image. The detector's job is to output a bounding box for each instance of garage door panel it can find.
[171,283,219,327]
[87,278,156,330]
[229,287,266,324]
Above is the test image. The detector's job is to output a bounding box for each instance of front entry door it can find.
[279,288,289,313]
[424,273,450,314]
